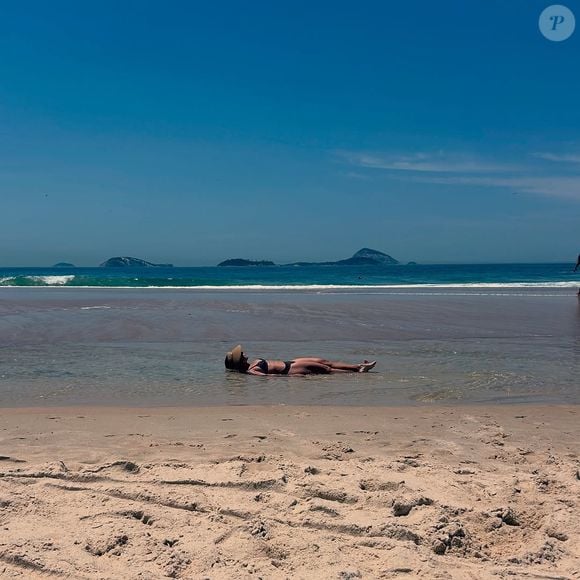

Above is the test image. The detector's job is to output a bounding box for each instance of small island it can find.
[52,262,76,268]
[218,259,275,267]
[100,257,173,268]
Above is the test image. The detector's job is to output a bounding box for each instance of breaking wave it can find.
[0,276,577,290]
[0,275,76,286]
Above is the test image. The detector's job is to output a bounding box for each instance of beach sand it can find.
[0,405,578,579]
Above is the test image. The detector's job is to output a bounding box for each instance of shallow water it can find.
[0,287,578,406]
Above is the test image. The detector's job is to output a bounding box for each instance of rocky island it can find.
[100,257,173,268]
[216,248,400,267]
[218,259,276,267]
[287,248,399,266]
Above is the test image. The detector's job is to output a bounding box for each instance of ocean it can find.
[0,262,577,289]
[0,263,578,407]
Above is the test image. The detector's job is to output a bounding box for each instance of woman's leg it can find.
[295,357,357,370]
[293,358,376,373]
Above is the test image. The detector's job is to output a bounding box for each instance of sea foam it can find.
[28,275,75,286]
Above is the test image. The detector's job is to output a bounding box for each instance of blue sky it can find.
[1,0,579,266]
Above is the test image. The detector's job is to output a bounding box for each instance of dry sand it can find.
[0,405,578,579]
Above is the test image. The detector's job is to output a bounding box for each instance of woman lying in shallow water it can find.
[225,345,376,376]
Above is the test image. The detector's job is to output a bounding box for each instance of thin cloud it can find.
[340,151,519,174]
[533,152,580,164]
[338,149,580,200]
[408,175,580,200]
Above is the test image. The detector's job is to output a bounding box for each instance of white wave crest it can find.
[1,280,577,290]
[137,281,579,290]
[29,275,75,286]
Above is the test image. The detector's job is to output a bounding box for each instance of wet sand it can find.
[0,404,578,578]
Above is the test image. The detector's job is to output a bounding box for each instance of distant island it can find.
[100,257,173,268]
[287,248,399,266]
[218,259,276,267]
[216,248,400,267]
[52,262,76,268]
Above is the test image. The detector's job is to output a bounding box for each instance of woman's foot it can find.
[358,360,376,372]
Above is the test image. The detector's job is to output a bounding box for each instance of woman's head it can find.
[225,344,246,371]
